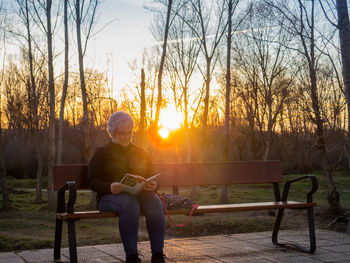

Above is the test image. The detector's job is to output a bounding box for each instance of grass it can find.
[1,171,350,252]
[5,176,48,189]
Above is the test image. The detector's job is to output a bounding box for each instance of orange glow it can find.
[159,128,170,139]
[148,107,184,148]
[159,107,183,131]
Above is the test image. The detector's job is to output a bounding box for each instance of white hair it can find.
[107,111,134,137]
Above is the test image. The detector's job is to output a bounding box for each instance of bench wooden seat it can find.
[53,161,318,263]
[56,201,316,220]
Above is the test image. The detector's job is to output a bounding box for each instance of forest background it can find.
[0,0,350,225]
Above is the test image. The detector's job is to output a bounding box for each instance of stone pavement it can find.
[1,229,350,263]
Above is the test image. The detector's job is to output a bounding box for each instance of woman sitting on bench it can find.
[88,111,166,263]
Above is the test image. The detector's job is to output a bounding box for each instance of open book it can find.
[120,173,160,195]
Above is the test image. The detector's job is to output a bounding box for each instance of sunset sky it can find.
[88,0,154,92]
[88,0,186,132]
[1,0,184,132]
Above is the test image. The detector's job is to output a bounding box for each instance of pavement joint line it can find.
[93,245,124,262]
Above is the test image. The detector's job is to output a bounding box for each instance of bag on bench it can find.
[158,193,198,227]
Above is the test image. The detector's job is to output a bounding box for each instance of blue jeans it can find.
[98,191,165,258]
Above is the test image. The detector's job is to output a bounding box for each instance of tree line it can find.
[0,0,349,222]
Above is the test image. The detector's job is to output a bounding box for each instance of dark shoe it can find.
[126,253,142,263]
[151,252,166,263]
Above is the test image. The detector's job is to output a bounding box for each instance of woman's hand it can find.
[110,182,123,195]
[143,181,158,192]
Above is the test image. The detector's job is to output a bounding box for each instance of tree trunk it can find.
[319,143,340,211]
[336,0,350,142]
[202,60,211,128]
[57,0,69,164]
[76,0,91,162]
[154,0,173,127]
[140,68,146,144]
[196,58,212,168]
[306,0,340,213]
[312,72,340,212]
[335,0,350,231]
[224,0,232,152]
[35,148,43,203]
[46,0,56,208]
[311,67,340,212]
[24,0,42,202]
[25,0,37,131]
[184,81,191,163]
[0,157,10,210]
[222,0,233,204]
[263,127,271,161]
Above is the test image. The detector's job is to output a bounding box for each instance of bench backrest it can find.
[53,165,88,191]
[53,161,282,191]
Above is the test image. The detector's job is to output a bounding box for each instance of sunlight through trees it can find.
[0,0,349,212]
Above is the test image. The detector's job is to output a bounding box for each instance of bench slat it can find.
[193,201,316,214]
[154,161,283,186]
[56,201,316,220]
[53,161,283,190]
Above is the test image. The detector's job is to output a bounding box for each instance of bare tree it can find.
[73,0,100,162]
[221,0,247,202]
[166,1,201,160]
[153,0,173,129]
[234,1,291,161]
[334,0,350,234]
[45,0,56,208]
[2,61,27,131]
[85,68,113,129]
[30,0,57,207]
[0,1,10,210]
[162,1,202,195]
[128,50,160,139]
[334,1,350,143]
[25,0,44,203]
[1,53,50,209]
[10,0,46,203]
[24,0,57,207]
[319,0,350,233]
[223,0,234,203]
[57,0,69,164]
[140,68,146,143]
[224,0,234,163]
[185,0,227,128]
[266,0,340,212]
[0,8,3,139]
[319,0,350,172]
[0,152,9,210]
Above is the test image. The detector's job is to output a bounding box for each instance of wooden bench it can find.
[53,161,318,263]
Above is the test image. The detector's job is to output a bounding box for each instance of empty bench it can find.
[53,161,318,263]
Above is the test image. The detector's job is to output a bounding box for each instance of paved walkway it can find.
[1,229,350,263]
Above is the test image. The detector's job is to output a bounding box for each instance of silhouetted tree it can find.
[74,0,100,162]
[0,1,10,210]
[266,0,340,212]
[57,0,69,165]
[152,0,173,129]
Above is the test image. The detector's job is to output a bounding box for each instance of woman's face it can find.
[112,126,133,147]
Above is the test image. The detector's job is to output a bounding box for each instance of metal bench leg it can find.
[306,207,316,253]
[67,219,78,263]
[272,207,316,253]
[272,208,284,245]
[54,218,63,262]
[308,207,316,252]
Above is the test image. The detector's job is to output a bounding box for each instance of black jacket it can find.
[88,141,155,201]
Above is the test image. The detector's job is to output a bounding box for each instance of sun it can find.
[158,128,170,139]
[158,107,183,139]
